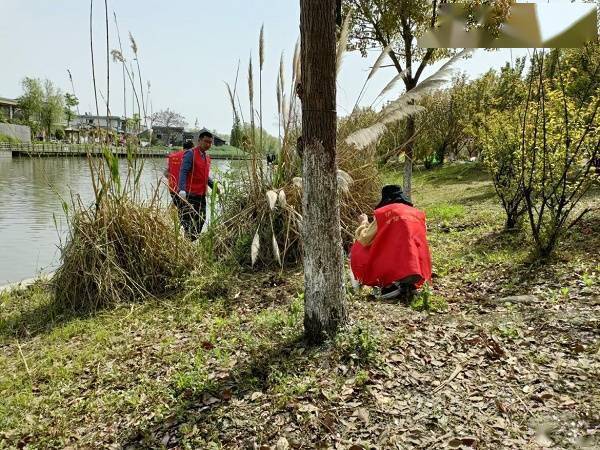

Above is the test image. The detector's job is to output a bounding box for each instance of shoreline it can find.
[0,272,54,294]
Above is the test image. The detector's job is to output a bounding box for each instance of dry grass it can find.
[53,153,197,312]
[210,31,381,269]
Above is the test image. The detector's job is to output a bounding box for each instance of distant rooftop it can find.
[0,97,18,106]
[78,114,124,120]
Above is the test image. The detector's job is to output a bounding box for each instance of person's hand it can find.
[178,190,187,200]
[359,213,368,225]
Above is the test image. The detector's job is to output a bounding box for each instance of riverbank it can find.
[0,142,249,160]
[1,164,598,448]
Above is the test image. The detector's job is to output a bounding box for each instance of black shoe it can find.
[380,284,402,299]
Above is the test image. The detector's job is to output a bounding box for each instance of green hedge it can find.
[0,133,21,144]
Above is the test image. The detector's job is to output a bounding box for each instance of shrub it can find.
[479,109,527,230]
[519,53,600,257]
[53,151,197,311]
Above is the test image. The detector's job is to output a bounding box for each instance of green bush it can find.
[0,133,20,144]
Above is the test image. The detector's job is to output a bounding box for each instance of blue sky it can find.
[0,0,596,136]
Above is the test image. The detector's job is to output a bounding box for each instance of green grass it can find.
[208,145,248,159]
[1,162,598,448]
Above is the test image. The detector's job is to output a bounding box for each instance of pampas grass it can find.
[129,31,147,125]
[336,13,352,74]
[259,25,265,154]
[346,49,472,150]
[210,26,381,269]
[53,151,196,312]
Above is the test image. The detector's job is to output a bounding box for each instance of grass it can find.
[1,163,599,448]
[208,144,249,159]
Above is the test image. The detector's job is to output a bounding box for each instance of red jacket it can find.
[350,203,432,288]
[166,150,185,193]
[185,148,211,196]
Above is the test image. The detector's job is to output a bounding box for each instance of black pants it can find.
[174,194,206,241]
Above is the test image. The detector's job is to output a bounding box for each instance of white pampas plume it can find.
[251,230,260,266]
[337,169,354,194]
[277,189,287,208]
[376,70,407,100]
[259,24,265,70]
[266,190,278,210]
[292,38,300,83]
[367,44,391,81]
[346,49,472,150]
[111,49,125,63]
[345,123,387,149]
[272,234,281,266]
[336,12,352,75]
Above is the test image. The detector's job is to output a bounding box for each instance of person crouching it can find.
[351,185,432,301]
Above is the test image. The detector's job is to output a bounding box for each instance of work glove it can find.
[178,190,187,200]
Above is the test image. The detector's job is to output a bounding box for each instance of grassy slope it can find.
[1,164,598,449]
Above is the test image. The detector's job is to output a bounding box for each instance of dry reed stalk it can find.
[113,11,127,118]
[104,0,110,119]
[259,25,265,154]
[90,0,100,127]
[129,32,147,126]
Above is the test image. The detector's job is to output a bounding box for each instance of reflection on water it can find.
[0,154,233,284]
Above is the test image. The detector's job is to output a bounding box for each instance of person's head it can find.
[375,185,413,209]
[183,139,194,150]
[198,131,214,151]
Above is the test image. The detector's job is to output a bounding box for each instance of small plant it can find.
[581,271,595,288]
[427,203,466,223]
[354,369,370,386]
[287,292,304,327]
[497,323,520,340]
[410,283,448,312]
[560,287,570,300]
[336,322,380,365]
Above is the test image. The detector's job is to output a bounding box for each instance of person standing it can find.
[165,139,194,203]
[177,131,216,240]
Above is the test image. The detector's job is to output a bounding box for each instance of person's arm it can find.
[355,218,378,246]
[207,177,214,189]
[178,151,193,192]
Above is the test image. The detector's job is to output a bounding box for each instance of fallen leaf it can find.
[275,436,289,450]
[201,341,215,350]
[221,388,232,401]
[355,408,370,425]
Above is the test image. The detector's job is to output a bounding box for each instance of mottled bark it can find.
[300,0,347,344]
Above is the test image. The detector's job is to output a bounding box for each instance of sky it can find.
[0,0,596,136]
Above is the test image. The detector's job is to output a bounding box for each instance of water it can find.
[0,153,234,285]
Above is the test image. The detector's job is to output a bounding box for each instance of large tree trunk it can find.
[300,0,347,344]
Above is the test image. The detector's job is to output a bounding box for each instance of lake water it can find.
[0,153,235,285]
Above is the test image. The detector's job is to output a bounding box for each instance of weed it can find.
[410,284,448,312]
[497,323,520,340]
[336,322,380,365]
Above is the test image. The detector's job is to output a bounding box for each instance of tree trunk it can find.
[300,0,347,344]
[403,114,416,200]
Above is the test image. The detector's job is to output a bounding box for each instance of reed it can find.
[209,31,381,269]
[53,150,197,311]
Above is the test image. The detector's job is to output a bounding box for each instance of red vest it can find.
[350,203,432,288]
[185,148,211,196]
[167,150,185,193]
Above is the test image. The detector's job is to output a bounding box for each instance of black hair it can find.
[198,131,214,140]
[183,139,194,150]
